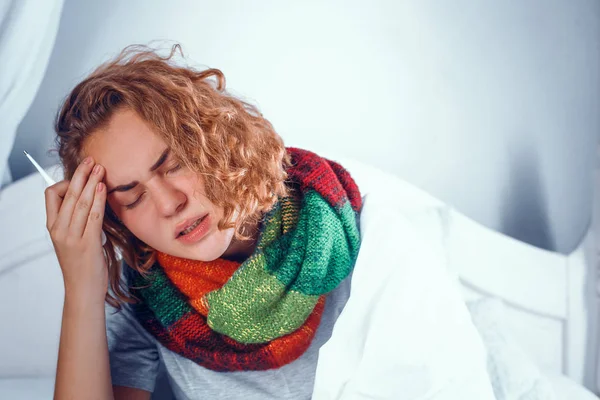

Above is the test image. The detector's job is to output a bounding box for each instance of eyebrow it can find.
[107,148,170,194]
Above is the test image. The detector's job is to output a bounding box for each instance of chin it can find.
[158,228,235,262]
[187,235,235,262]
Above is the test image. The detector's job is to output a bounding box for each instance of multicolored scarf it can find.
[127,148,362,371]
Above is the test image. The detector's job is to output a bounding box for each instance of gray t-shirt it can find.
[105,271,352,400]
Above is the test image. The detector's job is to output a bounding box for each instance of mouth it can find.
[176,214,210,243]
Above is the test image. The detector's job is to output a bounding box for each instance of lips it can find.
[176,214,211,244]
[174,215,207,238]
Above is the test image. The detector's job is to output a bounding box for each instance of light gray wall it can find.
[9,0,600,254]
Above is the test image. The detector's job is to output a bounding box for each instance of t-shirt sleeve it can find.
[105,301,159,392]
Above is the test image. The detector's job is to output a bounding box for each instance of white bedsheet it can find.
[548,375,598,400]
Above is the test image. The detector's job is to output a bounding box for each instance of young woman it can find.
[45,45,362,399]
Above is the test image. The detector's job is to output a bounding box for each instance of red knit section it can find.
[136,299,324,371]
[328,159,362,212]
[287,148,361,211]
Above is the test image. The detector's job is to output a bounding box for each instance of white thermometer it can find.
[24,151,108,246]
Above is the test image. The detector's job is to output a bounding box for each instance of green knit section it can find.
[256,195,299,251]
[256,201,282,250]
[133,268,190,327]
[262,191,360,295]
[206,251,319,343]
[204,191,359,343]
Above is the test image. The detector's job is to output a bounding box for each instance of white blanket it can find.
[312,191,496,400]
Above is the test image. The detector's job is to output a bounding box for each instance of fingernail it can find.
[93,165,101,174]
[97,182,104,192]
[83,157,92,164]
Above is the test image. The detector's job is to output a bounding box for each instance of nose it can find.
[152,180,187,217]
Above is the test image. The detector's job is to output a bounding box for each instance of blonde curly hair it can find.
[53,44,291,308]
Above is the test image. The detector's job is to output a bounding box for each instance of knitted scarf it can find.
[127,148,362,372]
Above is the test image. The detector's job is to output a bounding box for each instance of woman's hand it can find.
[44,157,108,299]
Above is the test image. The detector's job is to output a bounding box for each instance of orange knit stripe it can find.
[266,296,325,365]
[158,252,239,316]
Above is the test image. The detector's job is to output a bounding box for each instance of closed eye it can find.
[125,193,145,210]
[124,163,182,210]
[167,163,182,174]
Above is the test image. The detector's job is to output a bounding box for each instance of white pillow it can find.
[0,164,65,377]
[0,163,64,274]
[313,190,495,399]
[466,297,557,400]
[0,378,55,400]
[547,375,598,400]
[0,252,63,377]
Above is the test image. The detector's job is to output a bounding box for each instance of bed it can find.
[0,159,597,399]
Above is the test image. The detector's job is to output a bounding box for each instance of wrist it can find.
[64,283,107,306]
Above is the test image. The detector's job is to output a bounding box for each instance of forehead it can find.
[82,109,167,186]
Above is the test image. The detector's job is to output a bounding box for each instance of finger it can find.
[53,157,95,233]
[83,180,107,243]
[70,164,105,238]
[45,180,70,230]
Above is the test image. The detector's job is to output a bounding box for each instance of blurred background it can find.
[0,0,600,252]
[0,1,599,398]
[2,0,599,254]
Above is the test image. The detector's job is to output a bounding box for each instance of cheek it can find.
[107,200,129,226]
[106,199,138,232]
[207,222,236,251]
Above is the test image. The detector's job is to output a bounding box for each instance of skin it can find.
[49,108,260,399]
[84,108,260,263]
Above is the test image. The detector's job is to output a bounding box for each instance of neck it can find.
[220,217,261,262]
